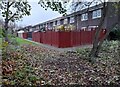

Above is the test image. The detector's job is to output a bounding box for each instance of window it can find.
[81,13,88,21]
[53,21,56,26]
[43,24,46,27]
[70,17,75,23]
[60,19,64,25]
[47,23,50,29]
[50,22,53,27]
[92,9,101,19]
[64,18,68,24]
[55,21,57,25]
[81,27,87,29]
[36,26,39,30]
[49,22,53,30]
[57,20,60,25]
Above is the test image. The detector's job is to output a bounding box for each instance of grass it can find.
[0,37,37,49]
[15,37,35,45]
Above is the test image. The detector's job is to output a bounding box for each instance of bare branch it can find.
[8,2,14,8]
[8,13,16,21]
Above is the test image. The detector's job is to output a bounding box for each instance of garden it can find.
[1,35,120,86]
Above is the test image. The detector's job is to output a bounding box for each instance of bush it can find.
[109,25,120,40]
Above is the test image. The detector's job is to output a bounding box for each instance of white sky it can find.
[17,1,62,27]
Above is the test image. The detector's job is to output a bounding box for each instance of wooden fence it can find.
[31,28,106,48]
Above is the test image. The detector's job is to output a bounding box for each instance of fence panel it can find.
[37,32,41,43]
[59,31,72,48]
[46,31,52,45]
[81,30,86,45]
[71,31,81,46]
[42,32,47,44]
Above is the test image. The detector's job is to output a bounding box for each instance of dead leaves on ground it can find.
[2,41,120,86]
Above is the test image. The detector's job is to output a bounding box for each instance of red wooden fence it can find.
[31,29,106,48]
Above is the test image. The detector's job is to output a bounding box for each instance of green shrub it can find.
[109,24,120,40]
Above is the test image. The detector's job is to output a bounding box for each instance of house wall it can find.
[20,3,118,33]
[76,8,107,30]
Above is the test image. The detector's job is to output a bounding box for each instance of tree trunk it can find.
[89,2,108,57]
[118,41,120,60]
[94,28,112,56]
[4,21,9,42]
[117,1,120,60]
[4,1,10,43]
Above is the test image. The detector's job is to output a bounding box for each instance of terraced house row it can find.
[17,3,118,48]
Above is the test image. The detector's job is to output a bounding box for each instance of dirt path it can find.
[25,39,92,52]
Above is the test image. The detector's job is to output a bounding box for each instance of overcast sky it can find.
[17,1,62,27]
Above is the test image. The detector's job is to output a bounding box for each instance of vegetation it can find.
[0,0,31,42]
[15,37,35,45]
[38,0,67,15]
[109,25,120,40]
[2,40,120,86]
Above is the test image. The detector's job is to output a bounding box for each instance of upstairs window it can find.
[36,26,39,30]
[81,13,88,21]
[46,23,48,28]
[50,22,53,27]
[60,19,64,25]
[92,9,101,19]
[70,17,75,23]
[53,21,56,26]
[53,21,57,26]
[57,20,60,25]
[43,24,46,28]
[55,21,57,25]
[64,18,68,24]
[40,25,43,28]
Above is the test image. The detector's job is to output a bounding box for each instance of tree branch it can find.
[8,2,14,8]
[8,13,17,21]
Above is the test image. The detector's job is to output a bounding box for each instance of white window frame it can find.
[49,22,53,30]
[53,21,56,26]
[92,9,101,19]
[64,18,68,24]
[70,17,75,23]
[57,20,60,25]
[36,26,39,30]
[81,13,88,21]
